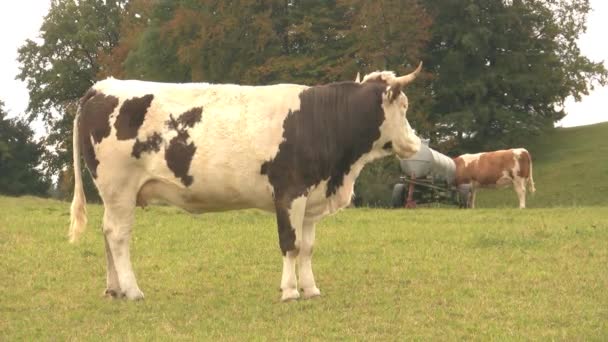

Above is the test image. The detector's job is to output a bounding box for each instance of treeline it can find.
[3,0,605,205]
[0,101,49,196]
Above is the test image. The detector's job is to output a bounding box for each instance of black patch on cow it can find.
[276,203,297,253]
[260,163,269,176]
[132,132,163,158]
[176,107,203,128]
[114,94,154,140]
[260,81,386,254]
[164,107,203,186]
[166,133,195,186]
[78,89,119,178]
[261,82,386,197]
[383,141,393,150]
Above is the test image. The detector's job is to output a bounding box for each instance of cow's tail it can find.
[69,105,87,243]
[527,151,536,194]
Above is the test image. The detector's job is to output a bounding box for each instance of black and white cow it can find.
[69,64,423,301]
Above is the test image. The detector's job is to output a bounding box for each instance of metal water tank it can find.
[399,139,456,183]
[399,139,433,177]
[429,148,456,183]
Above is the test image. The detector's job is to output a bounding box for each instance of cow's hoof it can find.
[302,287,321,299]
[124,288,145,301]
[281,288,300,302]
[103,288,124,299]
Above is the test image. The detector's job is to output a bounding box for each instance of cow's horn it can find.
[355,72,361,83]
[391,61,423,87]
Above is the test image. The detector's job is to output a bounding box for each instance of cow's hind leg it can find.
[103,236,122,298]
[275,195,307,302]
[102,199,144,300]
[298,217,320,299]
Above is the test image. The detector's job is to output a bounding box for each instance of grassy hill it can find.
[475,122,608,208]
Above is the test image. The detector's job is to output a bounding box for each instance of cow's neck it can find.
[326,147,390,213]
[352,148,391,177]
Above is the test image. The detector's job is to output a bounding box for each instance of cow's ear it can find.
[388,62,423,101]
[355,72,361,83]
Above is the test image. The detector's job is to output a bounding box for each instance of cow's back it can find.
[80,78,308,212]
[454,148,530,187]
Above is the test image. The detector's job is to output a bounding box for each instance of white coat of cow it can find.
[69,64,423,301]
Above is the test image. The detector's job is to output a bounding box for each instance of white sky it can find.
[0,0,50,121]
[0,0,606,128]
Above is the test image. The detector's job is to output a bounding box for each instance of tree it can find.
[16,0,125,175]
[105,0,432,85]
[0,101,50,196]
[423,0,607,153]
[16,0,126,198]
[97,0,154,79]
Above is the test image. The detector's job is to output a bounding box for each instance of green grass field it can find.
[1,197,607,340]
[1,123,607,340]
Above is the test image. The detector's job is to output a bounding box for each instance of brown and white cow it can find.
[69,64,423,301]
[454,148,536,209]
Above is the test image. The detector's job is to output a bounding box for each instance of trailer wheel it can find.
[391,183,406,208]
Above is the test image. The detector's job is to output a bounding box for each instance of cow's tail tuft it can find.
[527,152,536,194]
[69,105,87,243]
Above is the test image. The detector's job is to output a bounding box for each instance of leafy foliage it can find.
[105,0,430,85]
[16,0,124,173]
[423,0,607,153]
[354,156,403,207]
[0,101,49,196]
[16,0,125,198]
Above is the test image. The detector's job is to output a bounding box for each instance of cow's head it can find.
[360,63,422,159]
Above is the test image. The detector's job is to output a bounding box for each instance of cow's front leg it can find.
[281,250,299,301]
[102,202,144,300]
[275,195,307,302]
[298,217,320,299]
[469,188,477,208]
